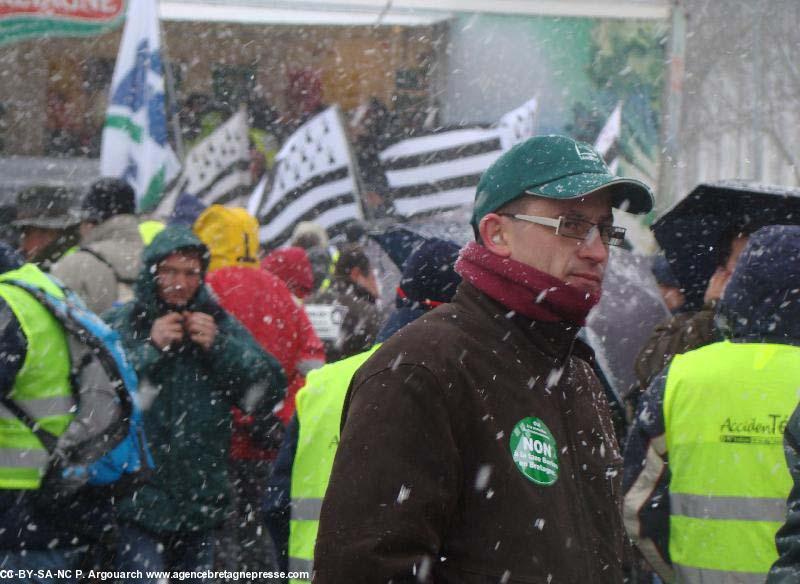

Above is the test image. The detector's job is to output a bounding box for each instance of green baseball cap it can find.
[471,135,654,229]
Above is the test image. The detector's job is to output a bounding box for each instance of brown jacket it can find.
[633,303,719,393]
[315,282,625,583]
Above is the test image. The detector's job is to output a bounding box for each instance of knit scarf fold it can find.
[455,242,601,325]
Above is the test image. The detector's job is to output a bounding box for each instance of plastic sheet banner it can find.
[0,1,126,45]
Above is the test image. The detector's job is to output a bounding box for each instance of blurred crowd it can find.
[2,133,800,584]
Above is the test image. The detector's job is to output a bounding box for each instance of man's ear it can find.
[478,213,512,258]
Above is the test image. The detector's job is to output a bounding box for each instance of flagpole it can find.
[157,3,184,162]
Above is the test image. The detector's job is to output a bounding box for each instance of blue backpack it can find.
[0,279,154,493]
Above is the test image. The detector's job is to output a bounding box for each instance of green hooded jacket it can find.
[104,226,286,533]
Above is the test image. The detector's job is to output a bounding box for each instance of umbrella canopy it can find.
[585,248,670,400]
[652,181,800,309]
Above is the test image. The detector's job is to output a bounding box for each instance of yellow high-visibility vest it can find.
[288,345,380,582]
[138,220,165,245]
[0,264,74,490]
[664,340,800,582]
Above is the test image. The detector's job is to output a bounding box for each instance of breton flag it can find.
[161,108,250,212]
[380,97,538,219]
[250,105,363,245]
[100,0,180,211]
[497,97,538,150]
[594,102,622,174]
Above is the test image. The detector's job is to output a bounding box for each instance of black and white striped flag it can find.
[249,106,362,245]
[594,102,622,174]
[156,109,251,217]
[380,127,501,218]
[380,97,538,219]
[497,97,539,150]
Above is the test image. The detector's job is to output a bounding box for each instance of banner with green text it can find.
[0,1,125,45]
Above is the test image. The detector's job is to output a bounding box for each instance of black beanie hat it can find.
[397,238,462,308]
[81,178,136,223]
[651,253,681,288]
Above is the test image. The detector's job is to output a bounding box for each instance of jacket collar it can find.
[453,281,593,366]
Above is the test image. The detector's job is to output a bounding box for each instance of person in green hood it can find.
[104,226,287,581]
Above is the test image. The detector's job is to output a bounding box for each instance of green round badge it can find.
[510,417,559,486]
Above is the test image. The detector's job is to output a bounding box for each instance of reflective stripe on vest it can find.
[288,345,380,583]
[664,341,800,579]
[317,249,340,293]
[674,565,766,584]
[672,493,786,523]
[288,557,314,578]
[0,265,74,490]
[0,396,75,421]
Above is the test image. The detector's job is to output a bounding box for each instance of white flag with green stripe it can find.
[100,0,180,212]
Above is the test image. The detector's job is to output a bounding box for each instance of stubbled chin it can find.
[566,278,602,294]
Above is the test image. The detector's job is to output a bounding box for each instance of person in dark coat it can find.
[305,243,382,363]
[264,238,461,577]
[104,226,286,581]
[625,225,800,582]
[651,252,685,314]
[314,135,654,583]
[633,228,751,394]
[771,408,800,582]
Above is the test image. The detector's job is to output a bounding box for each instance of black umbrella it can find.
[652,181,800,309]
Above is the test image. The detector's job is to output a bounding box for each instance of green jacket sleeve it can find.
[768,406,800,583]
[103,306,166,379]
[207,313,287,413]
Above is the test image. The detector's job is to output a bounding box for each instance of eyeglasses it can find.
[498,213,626,247]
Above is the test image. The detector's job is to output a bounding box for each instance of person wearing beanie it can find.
[104,226,286,579]
[315,135,654,583]
[624,225,800,582]
[305,243,382,363]
[193,206,325,575]
[290,221,329,250]
[378,237,463,339]
[265,238,462,577]
[289,222,335,294]
[50,178,143,314]
[168,192,207,227]
[634,226,754,398]
[651,252,685,313]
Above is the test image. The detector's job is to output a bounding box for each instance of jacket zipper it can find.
[552,339,597,580]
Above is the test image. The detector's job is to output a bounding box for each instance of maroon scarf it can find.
[455,242,601,325]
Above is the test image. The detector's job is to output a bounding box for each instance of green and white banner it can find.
[0,1,126,45]
[100,0,179,211]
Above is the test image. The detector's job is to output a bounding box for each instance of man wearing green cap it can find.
[314,135,654,582]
